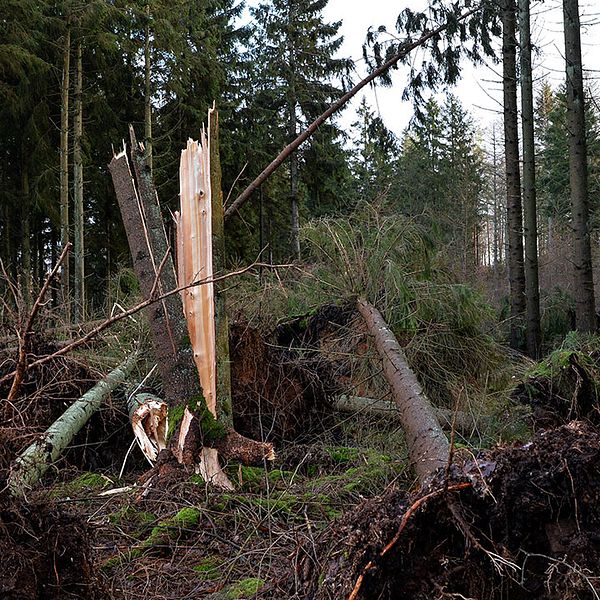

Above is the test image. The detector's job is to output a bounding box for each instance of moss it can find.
[141,507,202,550]
[190,474,205,485]
[193,556,222,581]
[53,472,111,497]
[224,578,265,599]
[325,446,360,463]
[167,393,227,442]
[109,506,156,526]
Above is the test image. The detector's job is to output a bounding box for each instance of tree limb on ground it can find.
[8,353,138,497]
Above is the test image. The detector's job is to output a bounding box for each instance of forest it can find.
[1,0,600,598]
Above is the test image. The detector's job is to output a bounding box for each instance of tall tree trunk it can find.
[519,0,541,357]
[21,156,31,308]
[357,298,449,483]
[144,2,153,176]
[60,24,71,322]
[492,126,500,268]
[563,0,596,332]
[73,38,85,322]
[209,107,233,428]
[502,0,526,350]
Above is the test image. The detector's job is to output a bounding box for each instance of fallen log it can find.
[333,395,489,436]
[356,298,449,482]
[7,354,137,496]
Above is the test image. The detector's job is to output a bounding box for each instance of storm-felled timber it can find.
[177,119,274,484]
[356,298,449,482]
[8,354,137,496]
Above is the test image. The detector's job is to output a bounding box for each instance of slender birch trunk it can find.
[8,354,137,496]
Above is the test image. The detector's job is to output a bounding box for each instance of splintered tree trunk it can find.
[60,24,71,321]
[563,0,596,332]
[8,354,137,496]
[109,129,203,465]
[209,107,233,427]
[357,299,449,482]
[519,0,541,357]
[73,39,85,322]
[502,0,526,350]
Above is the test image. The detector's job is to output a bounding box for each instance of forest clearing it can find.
[1,0,600,598]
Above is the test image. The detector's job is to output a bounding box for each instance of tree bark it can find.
[563,0,596,332]
[144,2,153,176]
[108,136,201,411]
[502,0,526,350]
[8,354,137,496]
[60,24,71,322]
[73,38,85,322]
[356,298,449,482]
[519,0,541,357]
[209,107,233,428]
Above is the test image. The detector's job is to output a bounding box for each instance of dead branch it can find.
[6,243,71,402]
[0,261,297,387]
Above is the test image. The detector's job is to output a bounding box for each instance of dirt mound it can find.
[297,422,600,600]
[0,498,104,599]
[230,305,354,442]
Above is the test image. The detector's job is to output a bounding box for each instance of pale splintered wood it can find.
[176,135,217,415]
[128,392,168,462]
[8,354,137,496]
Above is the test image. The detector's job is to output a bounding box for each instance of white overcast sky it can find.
[245,0,600,138]
[322,0,600,136]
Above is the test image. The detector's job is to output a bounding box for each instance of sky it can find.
[319,0,600,137]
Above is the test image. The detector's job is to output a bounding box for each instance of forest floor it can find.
[1,309,600,599]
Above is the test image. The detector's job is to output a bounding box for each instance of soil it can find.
[0,495,104,599]
[2,316,600,600]
[298,422,600,600]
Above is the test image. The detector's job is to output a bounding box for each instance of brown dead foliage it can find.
[296,422,600,600]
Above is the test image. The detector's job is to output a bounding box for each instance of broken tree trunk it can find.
[356,298,449,482]
[8,354,137,497]
[128,392,168,463]
[177,115,273,485]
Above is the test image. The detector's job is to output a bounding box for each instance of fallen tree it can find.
[7,353,137,496]
[356,298,449,482]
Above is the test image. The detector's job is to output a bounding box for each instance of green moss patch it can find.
[193,556,223,581]
[223,578,265,599]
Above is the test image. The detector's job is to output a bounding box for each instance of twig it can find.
[0,261,298,386]
[6,243,72,401]
[347,482,471,600]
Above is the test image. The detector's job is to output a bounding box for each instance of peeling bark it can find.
[356,299,449,482]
